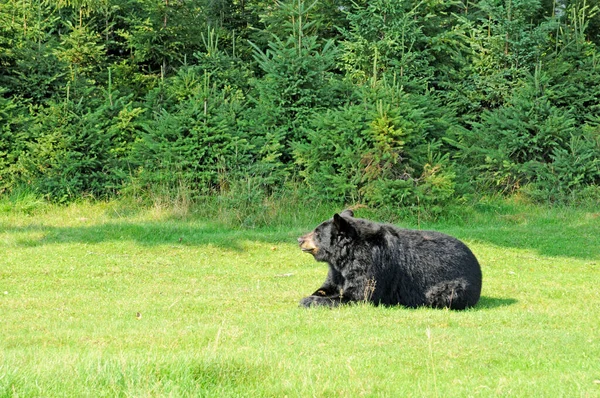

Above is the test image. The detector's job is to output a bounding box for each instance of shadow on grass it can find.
[453,223,600,260]
[1,220,301,251]
[475,296,518,310]
[2,206,600,260]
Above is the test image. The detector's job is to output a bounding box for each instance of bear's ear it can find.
[340,209,354,218]
[333,213,355,236]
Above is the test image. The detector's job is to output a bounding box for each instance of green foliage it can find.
[457,67,600,201]
[473,76,575,184]
[134,67,250,196]
[294,82,459,209]
[55,23,106,81]
[1,0,600,206]
[294,104,368,202]
[449,0,557,119]
[16,91,141,201]
[339,0,432,88]
[246,0,347,176]
[0,91,31,193]
[117,0,206,74]
[532,123,600,200]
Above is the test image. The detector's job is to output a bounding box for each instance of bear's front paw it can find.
[300,296,319,307]
[300,295,340,308]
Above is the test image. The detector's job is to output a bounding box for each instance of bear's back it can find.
[354,220,482,308]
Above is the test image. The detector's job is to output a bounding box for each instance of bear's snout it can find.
[298,232,318,254]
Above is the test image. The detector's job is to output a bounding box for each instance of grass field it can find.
[1,199,599,397]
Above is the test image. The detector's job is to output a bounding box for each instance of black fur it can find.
[297,210,482,309]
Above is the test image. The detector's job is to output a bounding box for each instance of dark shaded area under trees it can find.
[1,0,599,208]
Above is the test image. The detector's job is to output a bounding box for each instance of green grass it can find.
[1,199,599,397]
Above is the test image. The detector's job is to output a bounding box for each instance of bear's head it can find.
[298,209,355,262]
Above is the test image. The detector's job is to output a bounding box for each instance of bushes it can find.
[457,66,600,202]
[294,83,459,208]
[0,92,28,193]
[2,0,600,208]
[533,126,600,201]
[16,93,140,201]
[134,67,250,196]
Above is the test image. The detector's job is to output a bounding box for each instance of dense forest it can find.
[1,0,600,209]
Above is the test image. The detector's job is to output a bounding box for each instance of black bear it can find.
[298,210,482,309]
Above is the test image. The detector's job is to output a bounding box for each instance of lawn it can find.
[1,200,599,397]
